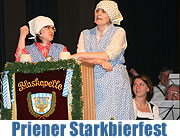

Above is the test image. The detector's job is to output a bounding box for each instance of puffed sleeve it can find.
[104,27,127,61]
[77,32,85,53]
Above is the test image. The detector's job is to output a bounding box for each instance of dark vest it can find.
[136,103,154,120]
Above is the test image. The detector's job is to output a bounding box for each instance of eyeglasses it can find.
[43,25,56,32]
[167,91,179,97]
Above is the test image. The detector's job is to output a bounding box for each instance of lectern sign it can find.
[14,70,68,120]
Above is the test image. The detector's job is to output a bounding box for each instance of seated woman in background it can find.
[132,74,161,120]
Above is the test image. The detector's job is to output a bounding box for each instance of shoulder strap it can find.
[149,103,155,119]
[150,103,154,112]
[156,85,165,97]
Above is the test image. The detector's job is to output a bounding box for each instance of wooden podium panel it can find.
[80,62,96,120]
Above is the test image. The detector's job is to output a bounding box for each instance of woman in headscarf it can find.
[15,16,67,62]
[72,0,134,120]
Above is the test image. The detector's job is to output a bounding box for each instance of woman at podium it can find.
[15,16,67,62]
[72,0,134,120]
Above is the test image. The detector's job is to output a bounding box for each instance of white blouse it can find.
[77,25,127,61]
[133,99,161,120]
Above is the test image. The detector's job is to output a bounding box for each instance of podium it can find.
[80,62,96,120]
[1,60,96,120]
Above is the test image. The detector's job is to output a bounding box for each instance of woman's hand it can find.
[71,53,79,60]
[71,54,113,71]
[16,25,29,55]
[98,60,113,72]
[19,25,29,40]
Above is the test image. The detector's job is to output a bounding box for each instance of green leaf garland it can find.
[1,59,83,120]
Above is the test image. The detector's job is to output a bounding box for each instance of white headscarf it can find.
[95,0,123,25]
[28,16,54,39]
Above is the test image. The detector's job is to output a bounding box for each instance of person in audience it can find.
[15,16,68,62]
[165,84,180,100]
[72,0,134,120]
[132,74,161,120]
[151,66,173,101]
